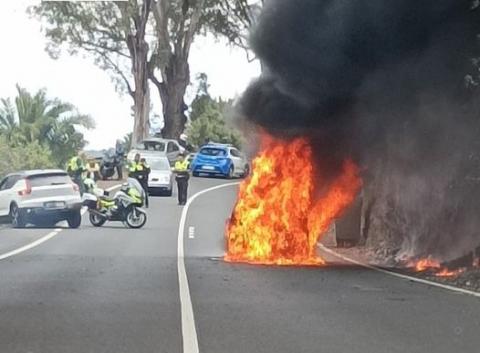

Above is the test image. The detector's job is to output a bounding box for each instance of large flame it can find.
[225,134,362,265]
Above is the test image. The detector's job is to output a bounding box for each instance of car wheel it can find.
[10,204,26,228]
[227,166,234,179]
[67,211,82,229]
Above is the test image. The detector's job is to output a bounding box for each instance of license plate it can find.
[44,201,66,209]
[202,166,215,170]
[152,178,159,182]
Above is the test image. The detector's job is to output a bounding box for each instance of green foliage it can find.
[187,78,243,149]
[0,136,55,178]
[0,86,94,168]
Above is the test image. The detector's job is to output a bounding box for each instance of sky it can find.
[0,0,261,149]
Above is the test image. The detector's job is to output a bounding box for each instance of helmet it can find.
[180,133,187,141]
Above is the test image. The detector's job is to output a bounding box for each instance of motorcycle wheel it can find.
[125,208,147,229]
[89,213,106,227]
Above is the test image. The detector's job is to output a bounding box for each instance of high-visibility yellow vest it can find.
[68,156,83,172]
[174,159,189,172]
[129,161,148,172]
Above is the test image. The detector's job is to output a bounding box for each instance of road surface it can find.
[0,177,478,353]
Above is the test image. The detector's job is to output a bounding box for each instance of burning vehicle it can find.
[224,0,480,278]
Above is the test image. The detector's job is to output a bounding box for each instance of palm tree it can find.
[0,98,19,140]
[1,85,95,166]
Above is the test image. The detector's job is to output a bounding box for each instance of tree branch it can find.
[88,48,135,97]
[182,0,205,58]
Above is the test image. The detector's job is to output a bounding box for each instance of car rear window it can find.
[27,173,72,187]
[147,158,170,170]
[136,141,166,152]
[200,148,226,156]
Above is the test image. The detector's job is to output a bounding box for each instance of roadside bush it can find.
[0,136,55,178]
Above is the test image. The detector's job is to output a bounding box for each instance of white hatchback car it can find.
[145,156,174,196]
[0,170,83,228]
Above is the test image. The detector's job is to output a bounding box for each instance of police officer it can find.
[115,139,125,180]
[173,152,190,206]
[67,152,86,195]
[86,159,101,181]
[129,153,150,208]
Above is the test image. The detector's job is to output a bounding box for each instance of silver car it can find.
[127,138,185,165]
[145,157,174,196]
[0,170,83,228]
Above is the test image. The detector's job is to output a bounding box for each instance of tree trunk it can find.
[157,55,189,139]
[132,83,150,146]
[129,36,150,147]
[123,0,152,147]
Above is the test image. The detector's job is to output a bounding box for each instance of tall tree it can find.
[31,0,153,146]
[149,0,262,138]
[32,0,262,142]
[186,74,243,147]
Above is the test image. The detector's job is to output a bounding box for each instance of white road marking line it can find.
[177,182,240,353]
[0,183,122,262]
[318,243,480,299]
[0,229,61,261]
[188,226,195,239]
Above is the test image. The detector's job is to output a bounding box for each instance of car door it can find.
[229,148,244,174]
[0,175,18,216]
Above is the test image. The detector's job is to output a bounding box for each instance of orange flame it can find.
[225,134,362,265]
[408,256,465,277]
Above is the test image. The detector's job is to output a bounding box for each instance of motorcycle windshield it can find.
[126,177,146,200]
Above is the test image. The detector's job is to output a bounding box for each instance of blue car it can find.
[191,144,250,178]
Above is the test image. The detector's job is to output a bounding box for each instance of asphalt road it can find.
[0,177,479,353]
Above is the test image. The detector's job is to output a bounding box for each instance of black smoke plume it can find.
[239,0,480,262]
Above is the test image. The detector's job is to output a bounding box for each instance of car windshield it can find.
[136,141,166,152]
[147,158,170,170]
[28,173,71,187]
[200,148,226,156]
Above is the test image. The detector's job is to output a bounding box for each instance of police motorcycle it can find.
[100,148,121,180]
[82,177,147,229]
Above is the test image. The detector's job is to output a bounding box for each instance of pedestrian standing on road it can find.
[67,152,86,195]
[173,152,190,206]
[129,153,150,208]
[115,139,125,180]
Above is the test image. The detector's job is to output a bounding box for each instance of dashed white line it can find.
[318,243,480,299]
[188,226,195,239]
[177,182,240,353]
